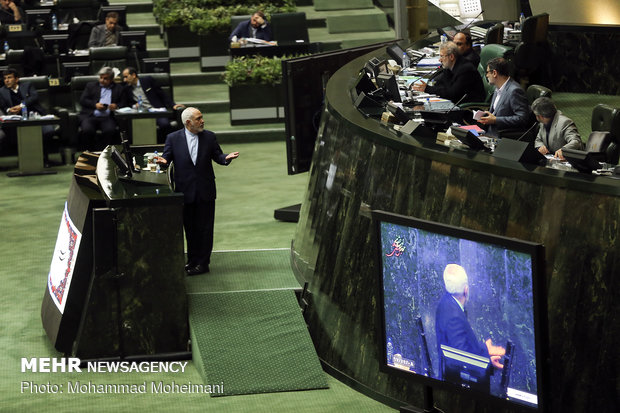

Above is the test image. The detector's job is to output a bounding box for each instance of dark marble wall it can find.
[292,53,620,412]
[548,26,620,94]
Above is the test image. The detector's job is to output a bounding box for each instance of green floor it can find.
[0,141,395,412]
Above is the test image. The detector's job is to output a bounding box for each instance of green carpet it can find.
[190,290,329,396]
[314,0,374,11]
[186,249,299,294]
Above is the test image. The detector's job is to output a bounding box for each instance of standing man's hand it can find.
[225,152,239,161]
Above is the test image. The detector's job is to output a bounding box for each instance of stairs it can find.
[115,0,396,143]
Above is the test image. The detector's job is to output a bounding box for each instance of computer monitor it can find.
[386,43,405,66]
[373,210,549,412]
[42,34,70,56]
[26,9,52,31]
[62,61,90,83]
[451,126,488,151]
[119,31,147,52]
[376,73,401,103]
[142,57,170,74]
[111,146,131,177]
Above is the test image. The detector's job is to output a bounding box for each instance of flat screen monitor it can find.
[42,34,70,55]
[376,73,401,103]
[373,210,549,412]
[111,145,131,177]
[142,57,170,74]
[561,148,602,173]
[26,9,52,31]
[119,30,147,52]
[386,43,405,66]
[62,61,90,83]
[451,126,488,151]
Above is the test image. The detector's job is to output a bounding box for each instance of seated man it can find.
[453,31,480,68]
[478,57,531,137]
[435,264,505,378]
[229,11,272,42]
[122,67,185,142]
[0,0,22,25]
[88,11,122,48]
[0,68,55,162]
[412,41,485,104]
[532,96,583,160]
[79,66,128,151]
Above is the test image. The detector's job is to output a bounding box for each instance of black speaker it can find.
[400,120,435,139]
[493,139,546,165]
[354,92,384,117]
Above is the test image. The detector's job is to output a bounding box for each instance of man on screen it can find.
[435,263,505,376]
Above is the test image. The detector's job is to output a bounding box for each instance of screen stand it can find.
[400,386,441,413]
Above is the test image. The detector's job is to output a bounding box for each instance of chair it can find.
[68,21,98,51]
[484,23,504,45]
[513,13,550,88]
[271,12,309,44]
[463,43,513,107]
[230,15,251,35]
[590,104,620,164]
[56,0,106,24]
[89,46,127,74]
[526,84,551,105]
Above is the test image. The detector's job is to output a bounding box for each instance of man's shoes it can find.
[186,264,209,276]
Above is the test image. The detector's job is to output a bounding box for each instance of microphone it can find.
[515,121,539,141]
[447,94,468,113]
[462,10,485,31]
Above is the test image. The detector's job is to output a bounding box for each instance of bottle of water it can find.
[21,102,27,120]
[519,12,525,28]
[51,13,58,31]
[441,34,447,44]
[424,98,431,110]
[137,96,143,112]
[153,150,161,173]
[402,52,410,70]
[3,41,9,54]
[387,338,394,364]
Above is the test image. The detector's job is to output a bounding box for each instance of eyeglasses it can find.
[439,54,448,59]
[454,42,464,46]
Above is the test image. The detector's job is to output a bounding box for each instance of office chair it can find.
[230,15,251,35]
[513,13,550,89]
[484,23,504,45]
[89,46,127,74]
[526,84,551,105]
[590,104,620,164]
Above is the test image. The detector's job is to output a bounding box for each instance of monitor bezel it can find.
[372,209,549,413]
[118,30,147,52]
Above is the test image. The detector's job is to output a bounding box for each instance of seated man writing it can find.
[532,96,582,160]
[412,41,485,104]
[229,11,272,42]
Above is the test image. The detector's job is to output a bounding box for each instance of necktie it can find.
[105,30,115,46]
[189,135,197,165]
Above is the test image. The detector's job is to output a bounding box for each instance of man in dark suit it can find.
[88,11,121,47]
[479,57,531,137]
[0,68,54,160]
[412,41,485,104]
[229,11,272,42]
[454,31,480,68]
[0,0,23,25]
[435,264,505,378]
[79,66,127,151]
[122,66,185,141]
[156,107,239,276]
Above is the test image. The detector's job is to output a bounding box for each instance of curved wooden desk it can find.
[292,49,619,412]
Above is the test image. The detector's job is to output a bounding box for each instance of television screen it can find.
[373,210,548,412]
[26,9,52,31]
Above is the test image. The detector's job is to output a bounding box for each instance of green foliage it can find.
[154,0,297,35]
[223,56,284,87]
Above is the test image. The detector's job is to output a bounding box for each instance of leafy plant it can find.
[154,0,297,35]
[223,56,284,87]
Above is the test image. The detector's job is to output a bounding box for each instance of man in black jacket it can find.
[0,68,54,159]
[79,66,128,150]
[412,41,485,104]
[122,67,185,140]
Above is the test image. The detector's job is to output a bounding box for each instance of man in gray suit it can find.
[88,11,122,48]
[478,57,531,137]
[532,97,582,160]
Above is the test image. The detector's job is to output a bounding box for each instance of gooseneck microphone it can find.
[516,121,539,141]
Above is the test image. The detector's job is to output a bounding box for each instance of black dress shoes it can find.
[186,264,209,276]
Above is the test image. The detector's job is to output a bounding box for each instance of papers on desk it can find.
[245,38,277,46]
[416,57,441,67]
[1,115,22,121]
[117,107,134,113]
[149,107,167,112]
[399,76,423,88]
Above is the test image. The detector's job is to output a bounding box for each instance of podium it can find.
[41,147,188,359]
